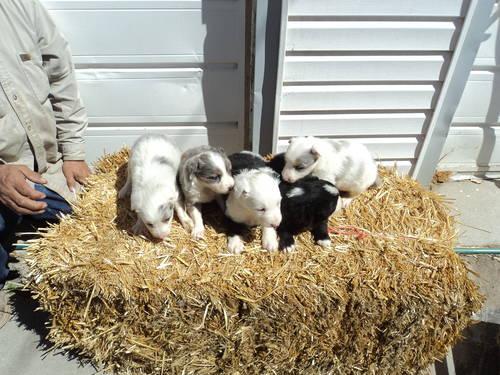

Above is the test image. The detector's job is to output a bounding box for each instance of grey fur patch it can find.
[153,156,173,167]
[286,187,304,198]
[179,146,231,202]
[159,202,174,219]
[195,153,223,181]
[296,153,316,169]
[323,184,339,196]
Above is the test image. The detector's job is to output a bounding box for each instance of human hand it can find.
[0,164,48,215]
[62,160,91,191]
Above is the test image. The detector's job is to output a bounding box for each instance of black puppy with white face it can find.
[269,153,341,252]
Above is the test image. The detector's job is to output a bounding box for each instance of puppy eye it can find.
[162,218,170,223]
[295,165,306,171]
[146,222,153,227]
[207,175,221,181]
[257,208,266,213]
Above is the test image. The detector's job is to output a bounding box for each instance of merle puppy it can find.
[177,146,234,239]
[269,153,341,252]
[223,152,282,253]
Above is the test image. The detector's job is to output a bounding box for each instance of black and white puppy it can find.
[269,153,341,252]
[223,152,282,254]
[177,146,234,239]
[282,136,378,207]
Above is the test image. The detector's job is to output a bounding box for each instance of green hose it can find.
[12,243,500,254]
[454,248,500,255]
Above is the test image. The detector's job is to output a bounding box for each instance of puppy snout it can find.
[271,214,282,228]
[282,171,294,183]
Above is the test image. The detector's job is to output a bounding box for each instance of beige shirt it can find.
[0,0,87,202]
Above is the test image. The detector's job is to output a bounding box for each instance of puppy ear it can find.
[310,146,320,159]
[233,180,249,198]
[223,154,232,173]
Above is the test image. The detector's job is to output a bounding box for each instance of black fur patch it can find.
[268,153,286,175]
[229,152,268,175]
[277,176,339,250]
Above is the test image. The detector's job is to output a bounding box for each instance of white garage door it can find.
[42,0,246,162]
[439,2,500,175]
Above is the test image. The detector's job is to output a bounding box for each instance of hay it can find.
[25,148,482,374]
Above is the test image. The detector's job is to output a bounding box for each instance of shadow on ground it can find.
[8,289,95,369]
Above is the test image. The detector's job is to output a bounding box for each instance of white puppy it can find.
[118,134,181,240]
[282,137,378,206]
[224,153,282,254]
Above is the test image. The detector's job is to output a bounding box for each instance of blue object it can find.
[0,184,72,285]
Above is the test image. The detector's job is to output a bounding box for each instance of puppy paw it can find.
[317,239,331,248]
[262,229,279,252]
[228,236,244,254]
[191,225,205,240]
[180,217,194,231]
[341,197,353,209]
[282,244,296,253]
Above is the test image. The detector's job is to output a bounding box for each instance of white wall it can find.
[439,3,500,175]
[274,0,470,174]
[42,0,246,162]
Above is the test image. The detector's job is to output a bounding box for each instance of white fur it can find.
[262,226,279,252]
[228,235,245,254]
[210,153,235,194]
[286,187,304,198]
[317,239,331,248]
[225,169,282,252]
[119,135,180,239]
[226,170,282,228]
[282,137,378,196]
[323,184,339,196]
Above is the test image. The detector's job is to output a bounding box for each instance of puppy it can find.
[118,134,180,239]
[270,153,340,252]
[177,146,234,239]
[223,152,282,254]
[282,136,378,207]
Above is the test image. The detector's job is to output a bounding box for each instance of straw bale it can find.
[25,149,483,374]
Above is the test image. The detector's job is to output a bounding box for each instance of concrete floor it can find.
[432,179,500,325]
[0,178,499,374]
[432,179,500,248]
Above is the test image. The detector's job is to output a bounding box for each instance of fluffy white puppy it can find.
[118,134,181,240]
[282,137,378,206]
[224,152,282,254]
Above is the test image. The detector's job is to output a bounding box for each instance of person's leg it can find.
[0,206,22,286]
[0,185,71,287]
[30,184,72,221]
